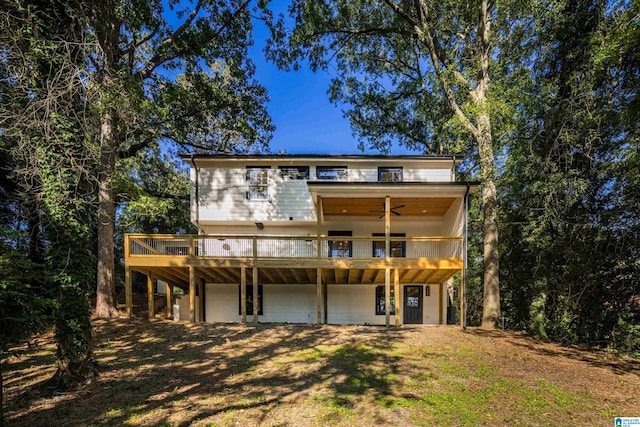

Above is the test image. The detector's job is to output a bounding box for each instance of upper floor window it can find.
[378,167,403,182]
[316,166,348,181]
[372,233,406,258]
[246,167,269,200]
[279,166,309,180]
[328,230,352,258]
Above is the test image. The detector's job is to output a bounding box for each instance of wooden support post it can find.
[385,268,391,327]
[241,267,247,324]
[189,266,196,323]
[385,195,391,258]
[439,283,444,325]
[394,269,400,327]
[460,270,465,330]
[198,280,204,322]
[317,268,322,324]
[323,280,328,324]
[125,266,132,318]
[316,195,322,259]
[147,273,154,319]
[253,267,259,325]
[166,283,172,319]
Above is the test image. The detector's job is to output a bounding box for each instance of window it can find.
[279,166,309,180]
[372,233,406,258]
[375,286,396,315]
[328,230,352,258]
[378,167,403,182]
[246,167,269,200]
[238,284,263,315]
[316,166,348,181]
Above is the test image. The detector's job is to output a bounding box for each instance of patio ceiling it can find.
[321,197,456,217]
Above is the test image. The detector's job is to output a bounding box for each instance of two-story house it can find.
[123,154,476,327]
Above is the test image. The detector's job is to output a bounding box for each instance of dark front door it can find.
[403,286,423,324]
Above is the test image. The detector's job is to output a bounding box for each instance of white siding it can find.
[204,283,317,323]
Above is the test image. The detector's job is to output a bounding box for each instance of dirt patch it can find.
[4,319,639,426]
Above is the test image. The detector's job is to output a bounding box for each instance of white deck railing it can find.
[126,234,463,259]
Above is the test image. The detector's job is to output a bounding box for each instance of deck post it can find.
[241,267,247,324]
[316,196,322,258]
[253,267,259,325]
[198,280,205,322]
[317,267,322,324]
[125,266,132,318]
[460,269,465,330]
[394,268,400,327]
[189,266,196,323]
[166,283,172,318]
[147,273,154,319]
[385,268,391,327]
[439,283,444,325]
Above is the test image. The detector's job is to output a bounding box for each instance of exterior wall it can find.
[179,282,444,325]
[192,160,456,223]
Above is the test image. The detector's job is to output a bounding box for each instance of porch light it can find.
[255,222,264,229]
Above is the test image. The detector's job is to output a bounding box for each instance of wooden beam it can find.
[316,195,322,259]
[253,267,258,325]
[147,273,154,319]
[259,268,278,285]
[323,280,328,324]
[189,266,196,323]
[439,283,444,325]
[460,270,465,330]
[241,267,247,324]
[385,195,391,260]
[198,279,205,322]
[125,266,133,318]
[166,283,172,319]
[394,269,400,327]
[290,268,304,284]
[317,267,322,324]
[385,268,391,327]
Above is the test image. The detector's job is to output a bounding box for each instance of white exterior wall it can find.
[193,159,456,224]
[189,282,442,325]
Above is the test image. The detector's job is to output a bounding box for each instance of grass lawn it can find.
[4,319,640,426]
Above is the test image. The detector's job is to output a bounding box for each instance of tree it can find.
[1,0,98,387]
[88,0,274,318]
[267,0,512,326]
[499,0,639,348]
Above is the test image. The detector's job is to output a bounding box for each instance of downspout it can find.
[462,182,470,330]
[190,155,205,235]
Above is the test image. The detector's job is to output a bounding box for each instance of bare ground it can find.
[4,318,640,426]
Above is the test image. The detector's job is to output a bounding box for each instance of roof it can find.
[180,153,462,163]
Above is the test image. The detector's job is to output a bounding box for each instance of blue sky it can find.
[248,12,419,156]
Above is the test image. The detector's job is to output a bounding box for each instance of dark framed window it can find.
[372,233,406,258]
[375,286,396,315]
[246,167,270,200]
[316,166,348,181]
[279,166,309,180]
[238,284,263,315]
[378,167,403,182]
[328,230,352,258]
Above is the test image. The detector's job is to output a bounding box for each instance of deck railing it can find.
[126,234,463,260]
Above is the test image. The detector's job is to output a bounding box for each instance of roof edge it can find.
[179,153,462,162]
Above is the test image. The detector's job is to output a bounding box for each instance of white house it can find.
[124,154,476,327]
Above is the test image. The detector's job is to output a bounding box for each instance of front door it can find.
[403,285,423,324]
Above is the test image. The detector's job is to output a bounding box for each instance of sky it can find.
[248,11,419,156]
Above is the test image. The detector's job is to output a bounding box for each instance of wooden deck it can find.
[124,234,464,326]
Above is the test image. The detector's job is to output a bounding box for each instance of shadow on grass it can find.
[5,318,408,426]
[466,328,640,377]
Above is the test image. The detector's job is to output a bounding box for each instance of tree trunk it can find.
[94,109,118,318]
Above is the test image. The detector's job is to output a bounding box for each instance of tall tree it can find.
[0,0,98,386]
[267,0,516,326]
[89,0,273,317]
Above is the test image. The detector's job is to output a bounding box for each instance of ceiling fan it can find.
[369,203,405,219]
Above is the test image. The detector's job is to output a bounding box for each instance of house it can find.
[123,154,477,327]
